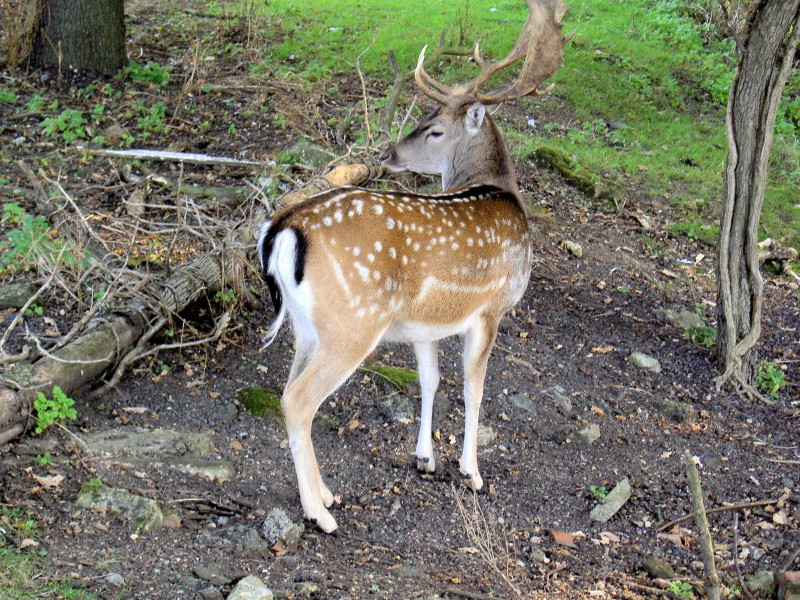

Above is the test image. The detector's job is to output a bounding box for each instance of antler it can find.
[414,0,568,105]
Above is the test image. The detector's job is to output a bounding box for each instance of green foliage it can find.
[137,101,169,136]
[79,478,104,497]
[667,580,695,599]
[39,109,88,143]
[236,386,282,419]
[33,386,77,435]
[684,325,716,347]
[588,485,608,500]
[0,88,17,104]
[214,287,238,304]
[365,364,419,393]
[757,361,787,398]
[0,204,85,274]
[35,453,52,466]
[122,60,172,86]
[24,94,46,112]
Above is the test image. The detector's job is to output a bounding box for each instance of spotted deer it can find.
[258,0,568,533]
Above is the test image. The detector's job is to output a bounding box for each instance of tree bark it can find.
[716,0,800,392]
[29,0,126,74]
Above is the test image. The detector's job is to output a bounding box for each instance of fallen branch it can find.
[75,146,261,167]
[684,449,721,600]
[658,498,780,531]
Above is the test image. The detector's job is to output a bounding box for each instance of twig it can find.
[684,449,721,600]
[443,587,507,600]
[658,498,781,531]
[618,579,686,599]
[732,514,755,600]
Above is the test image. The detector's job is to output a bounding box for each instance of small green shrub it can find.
[667,580,695,599]
[589,485,608,500]
[33,386,77,435]
[365,364,419,393]
[39,109,88,143]
[122,60,171,86]
[684,325,716,347]
[214,288,238,305]
[137,101,169,136]
[0,88,17,104]
[758,361,787,398]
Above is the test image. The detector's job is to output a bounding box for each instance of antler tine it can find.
[473,0,568,104]
[414,46,452,104]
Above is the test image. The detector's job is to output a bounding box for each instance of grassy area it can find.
[246,0,800,251]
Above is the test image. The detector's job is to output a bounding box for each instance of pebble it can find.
[630,352,662,374]
[570,423,600,446]
[589,478,631,523]
[227,575,274,600]
[104,573,125,587]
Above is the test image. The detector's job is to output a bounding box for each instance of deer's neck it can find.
[442,116,520,197]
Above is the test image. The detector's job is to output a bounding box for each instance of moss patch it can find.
[363,364,419,394]
[530,145,617,202]
[236,386,282,419]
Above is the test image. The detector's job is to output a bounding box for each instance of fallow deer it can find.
[258,0,568,533]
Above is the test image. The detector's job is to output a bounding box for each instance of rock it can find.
[220,525,272,553]
[227,575,274,600]
[161,512,181,528]
[214,402,239,423]
[81,427,215,457]
[104,572,125,587]
[589,478,632,523]
[508,393,536,414]
[570,423,600,446]
[657,400,695,424]
[390,564,426,579]
[746,570,774,595]
[294,581,319,595]
[656,308,704,331]
[260,508,304,551]
[0,282,39,309]
[630,352,662,374]
[200,587,225,600]
[75,485,163,532]
[381,394,414,422]
[432,392,451,423]
[476,425,495,447]
[778,571,800,600]
[283,139,334,168]
[642,556,675,580]
[542,385,573,414]
[194,565,232,586]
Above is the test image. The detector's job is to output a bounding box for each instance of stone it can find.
[194,565,232,586]
[220,525,272,553]
[746,570,774,595]
[570,423,600,446]
[476,425,495,447]
[642,556,675,580]
[657,400,695,424]
[260,508,304,551]
[508,393,536,414]
[390,564,426,579]
[200,587,225,600]
[778,571,800,600]
[104,572,125,587]
[656,308,703,331]
[81,427,215,457]
[227,575,274,600]
[161,512,181,528]
[630,352,662,374]
[589,478,632,523]
[381,394,414,422]
[76,485,163,532]
[283,139,334,168]
[542,385,573,414]
[0,282,39,309]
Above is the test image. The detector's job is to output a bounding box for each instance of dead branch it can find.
[75,146,261,167]
[280,162,384,207]
[684,450,721,600]
[657,498,780,531]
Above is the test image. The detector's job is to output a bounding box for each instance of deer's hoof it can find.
[416,454,436,474]
[307,509,338,534]
[462,471,484,492]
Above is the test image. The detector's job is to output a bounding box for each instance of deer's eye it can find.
[426,130,444,140]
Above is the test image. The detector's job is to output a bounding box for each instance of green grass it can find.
[230,0,800,250]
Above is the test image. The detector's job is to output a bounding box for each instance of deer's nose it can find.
[379,147,394,163]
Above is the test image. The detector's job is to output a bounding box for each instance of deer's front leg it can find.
[413,341,440,473]
[460,317,499,491]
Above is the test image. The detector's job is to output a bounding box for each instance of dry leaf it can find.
[449,578,462,584]
[772,510,789,525]
[591,345,614,354]
[121,406,149,414]
[448,434,456,445]
[20,538,39,549]
[656,532,684,547]
[550,529,576,548]
[348,419,359,431]
[32,473,64,489]
[230,440,244,452]
[590,406,606,417]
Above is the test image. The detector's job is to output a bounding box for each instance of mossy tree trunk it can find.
[716,0,800,393]
[29,0,126,74]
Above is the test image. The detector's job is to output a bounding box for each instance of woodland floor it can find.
[1,2,799,599]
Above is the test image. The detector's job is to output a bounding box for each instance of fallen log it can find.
[0,162,382,448]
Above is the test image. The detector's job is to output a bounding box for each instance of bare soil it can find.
[1,2,798,599]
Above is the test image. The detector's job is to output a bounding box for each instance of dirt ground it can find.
[1,2,799,599]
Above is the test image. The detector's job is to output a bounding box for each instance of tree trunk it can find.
[29,0,126,74]
[716,0,800,393]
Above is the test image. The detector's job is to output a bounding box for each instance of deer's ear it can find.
[464,102,486,135]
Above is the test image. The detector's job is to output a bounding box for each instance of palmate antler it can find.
[414,0,569,105]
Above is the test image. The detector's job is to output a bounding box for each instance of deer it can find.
[257,0,567,533]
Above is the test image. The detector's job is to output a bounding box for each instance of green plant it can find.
[39,109,88,143]
[727,583,742,598]
[684,324,716,347]
[363,364,419,393]
[236,386,282,419]
[33,386,77,435]
[667,580,695,599]
[588,484,608,500]
[757,361,787,398]
[214,288,238,304]
[79,478,104,497]
[122,60,171,86]
[23,93,46,112]
[0,88,17,104]
[137,101,169,136]
[35,453,52,466]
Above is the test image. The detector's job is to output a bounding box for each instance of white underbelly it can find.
[381,314,477,344]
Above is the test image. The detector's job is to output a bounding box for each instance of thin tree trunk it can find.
[716,0,800,393]
[30,0,126,74]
